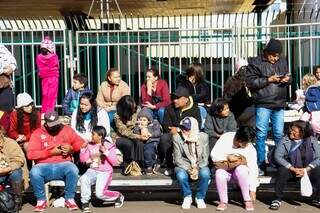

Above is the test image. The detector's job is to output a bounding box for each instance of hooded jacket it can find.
[36,53,59,79]
[246,55,290,108]
[62,87,93,116]
[305,85,320,112]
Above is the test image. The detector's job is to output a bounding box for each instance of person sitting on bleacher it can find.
[211,126,258,211]
[204,98,237,151]
[28,111,84,212]
[80,126,124,213]
[159,87,201,176]
[269,120,320,210]
[173,117,210,209]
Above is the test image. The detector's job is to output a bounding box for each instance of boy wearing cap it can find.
[133,107,161,175]
[246,38,291,176]
[28,111,85,212]
[36,36,60,115]
[159,87,201,176]
[173,117,210,209]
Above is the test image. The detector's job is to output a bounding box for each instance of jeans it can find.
[156,107,165,124]
[80,169,119,203]
[144,142,158,167]
[175,167,211,199]
[0,168,22,183]
[255,107,284,166]
[30,161,79,201]
[108,110,116,131]
[215,165,251,203]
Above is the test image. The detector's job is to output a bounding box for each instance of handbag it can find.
[124,161,142,176]
[151,95,163,105]
[214,154,247,171]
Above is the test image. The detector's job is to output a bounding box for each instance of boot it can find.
[10,181,23,212]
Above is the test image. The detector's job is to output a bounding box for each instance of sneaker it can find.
[65,199,79,211]
[181,196,192,209]
[115,194,124,208]
[164,168,173,176]
[34,200,47,212]
[216,202,227,211]
[153,164,161,174]
[258,168,265,176]
[269,200,281,210]
[145,167,153,175]
[195,198,206,209]
[82,203,91,213]
[245,201,254,211]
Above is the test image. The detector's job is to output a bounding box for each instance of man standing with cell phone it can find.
[245,38,291,176]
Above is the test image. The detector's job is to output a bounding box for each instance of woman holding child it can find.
[211,126,258,211]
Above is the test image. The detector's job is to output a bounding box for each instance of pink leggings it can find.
[41,77,59,114]
[215,165,251,203]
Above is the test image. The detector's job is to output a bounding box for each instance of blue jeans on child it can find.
[30,161,79,201]
[80,168,119,204]
[0,168,22,183]
[255,107,284,166]
[108,110,116,131]
[175,167,211,199]
[144,142,158,167]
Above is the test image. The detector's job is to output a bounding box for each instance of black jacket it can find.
[246,55,290,108]
[177,74,210,103]
[163,97,201,133]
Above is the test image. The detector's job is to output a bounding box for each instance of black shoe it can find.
[82,203,91,213]
[269,200,281,210]
[115,194,124,208]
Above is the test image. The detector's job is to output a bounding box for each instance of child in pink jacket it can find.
[36,36,59,115]
[80,126,124,212]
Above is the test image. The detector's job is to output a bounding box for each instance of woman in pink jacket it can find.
[36,36,59,115]
[80,126,124,213]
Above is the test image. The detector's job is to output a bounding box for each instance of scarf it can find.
[289,137,314,168]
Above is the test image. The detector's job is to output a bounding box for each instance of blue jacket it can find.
[62,87,92,116]
[305,85,320,112]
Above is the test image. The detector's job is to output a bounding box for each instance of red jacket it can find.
[8,110,41,141]
[141,79,171,109]
[27,125,84,164]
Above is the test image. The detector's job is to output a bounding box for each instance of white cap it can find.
[16,93,34,108]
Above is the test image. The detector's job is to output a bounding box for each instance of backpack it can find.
[0,188,15,213]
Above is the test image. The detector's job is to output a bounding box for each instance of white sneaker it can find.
[195,198,206,209]
[181,196,192,209]
[164,168,173,176]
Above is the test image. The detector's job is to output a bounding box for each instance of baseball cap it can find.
[44,111,61,127]
[180,117,192,131]
[171,87,190,99]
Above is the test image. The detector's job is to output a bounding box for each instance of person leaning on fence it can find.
[0,125,29,212]
[176,63,210,104]
[173,117,210,209]
[211,127,258,211]
[114,95,147,174]
[246,38,291,176]
[36,36,60,116]
[159,87,201,176]
[0,43,17,112]
[27,111,84,212]
[80,126,124,213]
[269,120,320,210]
[8,93,41,169]
[62,73,92,117]
[96,68,130,130]
[141,67,171,124]
[204,98,237,151]
[133,107,161,175]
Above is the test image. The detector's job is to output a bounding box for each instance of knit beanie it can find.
[263,38,282,54]
[40,36,55,53]
[137,107,153,122]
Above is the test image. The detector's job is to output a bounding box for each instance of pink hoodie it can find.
[80,141,117,172]
[36,53,59,79]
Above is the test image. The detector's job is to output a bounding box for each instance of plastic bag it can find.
[300,169,313,197]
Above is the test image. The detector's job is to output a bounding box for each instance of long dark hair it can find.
[209,98,228,116]
[76,92,98,133]
[185,63,204,84]
[288,120,313,139]
[17,104,38,134]
[116,95,137,124]
[223,66,247,101]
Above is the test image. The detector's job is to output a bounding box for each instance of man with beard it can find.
[27,111,84,212]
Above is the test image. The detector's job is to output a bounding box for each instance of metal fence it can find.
[0,11,320,108]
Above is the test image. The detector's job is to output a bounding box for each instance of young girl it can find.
[204,98,237,151]
[80,126,124,213]
[36,36,59,115]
